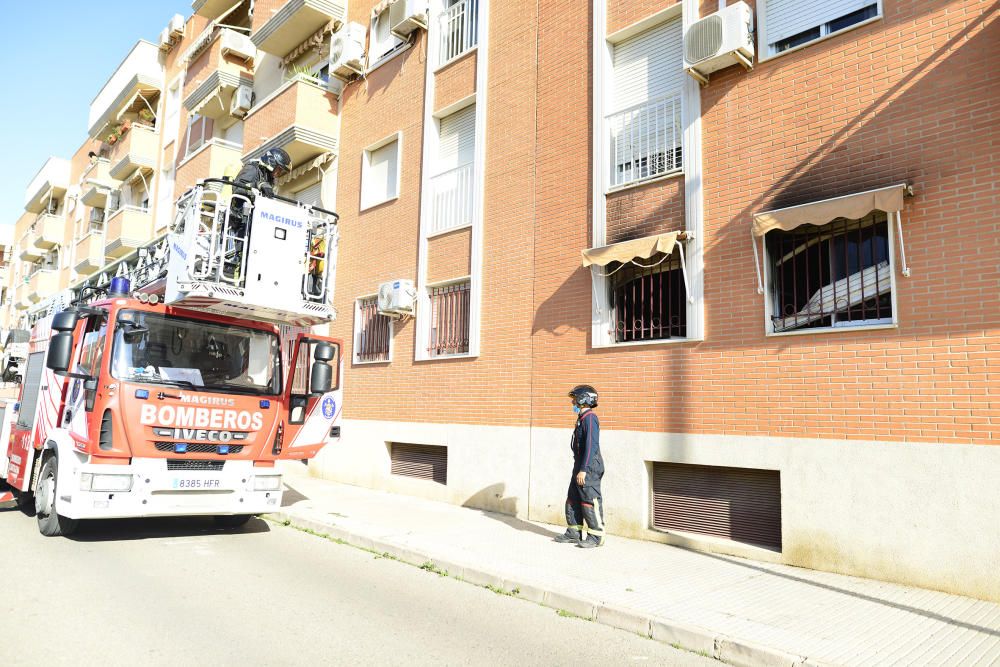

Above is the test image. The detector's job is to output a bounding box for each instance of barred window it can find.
[354,296,391,363]
[766,213,893,333]
[610,252,687,343]
[428,280,470,356]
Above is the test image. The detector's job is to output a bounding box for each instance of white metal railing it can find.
[439,0,479,65]
[428,163,474,235]
[607,92,682,189]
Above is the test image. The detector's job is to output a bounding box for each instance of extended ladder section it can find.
[69,180,339,327]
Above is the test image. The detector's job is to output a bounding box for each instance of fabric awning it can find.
[581,231,680,268]
[752,183,909,237]
[115,88,160,122]
[189,87,227,117]
[282,23,335,67]
[371,0,392,18]
[277,151,335,186]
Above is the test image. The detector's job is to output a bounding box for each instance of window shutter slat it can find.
[612,17,683,111]
[766,0,874,44]
[437,105,476,171]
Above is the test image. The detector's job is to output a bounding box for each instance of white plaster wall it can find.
[529,427,1000,602]
[311,418,532,517]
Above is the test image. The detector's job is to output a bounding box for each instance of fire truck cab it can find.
[2,181,343,536]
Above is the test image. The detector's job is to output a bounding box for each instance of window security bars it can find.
[356,297,391,362]
[439,0,479,65]
[428,163,474,235]
[428,281,470,356]
[607,93,682,189]
[610,252,687,343]
[766,214,892,333]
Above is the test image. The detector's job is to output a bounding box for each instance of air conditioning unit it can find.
[168,14,185,38]
[329,23,367,79]
[389,0,429,39]
[377,279,416,316]
[221,29,257,64]
[230,84,253,118]
[158,27,173,51]
[684,1,754,84]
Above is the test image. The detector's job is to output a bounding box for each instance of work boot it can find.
[577,534,604,548]
[553,529,582,544]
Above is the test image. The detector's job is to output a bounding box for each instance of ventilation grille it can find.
[156,443,244,454]
[390,444,447,485]
[685,15,724,63]
[652,462,781,551]
[167,459,226,471]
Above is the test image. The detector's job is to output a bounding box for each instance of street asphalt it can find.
[0,507,716,666]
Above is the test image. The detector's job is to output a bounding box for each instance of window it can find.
[361,134,400,210]
[609,252,687,343]
[763,1,881,57]
[429,105,475,235]
[354,296,392,363]
[439,0,479,65]
[185,114,213,155]
[427,280,470,357]
[369,8,404,66]
[765,213,893,333]
[608,17,684,189]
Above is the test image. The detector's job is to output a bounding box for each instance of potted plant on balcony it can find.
[138,108,156,125]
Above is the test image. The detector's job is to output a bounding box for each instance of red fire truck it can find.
[1,180,343,536]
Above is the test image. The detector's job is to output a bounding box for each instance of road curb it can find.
[266,509,818,666]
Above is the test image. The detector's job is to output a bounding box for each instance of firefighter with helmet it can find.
[554,385,606,548]
[233,147,292,198]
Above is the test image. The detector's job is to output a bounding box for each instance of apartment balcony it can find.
[30,214,64,251]
[250,0,345,57]
[243,77,338,166]
[175,139,244,197]
[75,231,108,275]
[80,158,117,208]
[108,124,159,181]
[28,270,59,304]
[192,0,237,19]
[14,284,30,311]
[88,41,163,138]
[428,163,474,236]
[24,157,71,214]
[18,231,42,262]
[183,28,255,129]
[105,207,153,259]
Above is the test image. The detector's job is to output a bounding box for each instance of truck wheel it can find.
[213,514,253,528]
[35,457,79,537]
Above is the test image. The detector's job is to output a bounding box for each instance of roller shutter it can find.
[765,0,875,44]
[437,104,475,171]
[652,462,782,550]
[391,443,448,485]
[612,17,683,111]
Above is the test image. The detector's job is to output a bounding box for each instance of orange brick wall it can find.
[434,51,477,113]
[608,0,679,34]
[606,176,685,243]
[530,0,999,443]
[427,228,472,283]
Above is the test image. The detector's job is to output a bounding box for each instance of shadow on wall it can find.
[463,483,561,537]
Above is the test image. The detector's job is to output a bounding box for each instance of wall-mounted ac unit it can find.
[389,0,429,40]
[158,27,173,51]
[230,85,253,118]
[330,22,367,79]
[684,1,754,84]
[168,14,185,38]
[377,279,416,316]
[221,29,257,64]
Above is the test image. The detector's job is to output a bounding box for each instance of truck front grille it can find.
[166,460,225,472]
[155,442,244,454]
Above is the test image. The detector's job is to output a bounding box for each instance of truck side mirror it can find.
[52,310,80,332]
[310,361,332,395]
[46,332,75,373]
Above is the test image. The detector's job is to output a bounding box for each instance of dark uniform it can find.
[567,410,605,546]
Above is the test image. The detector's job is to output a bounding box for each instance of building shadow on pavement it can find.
[281,483,309,507]
[463,483,562,539]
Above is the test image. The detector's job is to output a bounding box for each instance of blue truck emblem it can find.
[321,397,336,419]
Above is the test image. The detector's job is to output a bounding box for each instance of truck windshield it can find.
[110,310,281,395]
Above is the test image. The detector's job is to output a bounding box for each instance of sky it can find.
[0,1,191,229]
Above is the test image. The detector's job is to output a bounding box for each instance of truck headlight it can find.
[89,474,133,492]
[253,475,282,492]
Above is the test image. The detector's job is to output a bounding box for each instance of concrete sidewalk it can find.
[269,462,1000,667]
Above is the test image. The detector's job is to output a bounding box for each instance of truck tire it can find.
[35,457,79,537]
[213,514,253,528]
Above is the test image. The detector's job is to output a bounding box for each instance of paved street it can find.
[0,507,714,666]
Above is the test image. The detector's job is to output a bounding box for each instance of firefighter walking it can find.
[555,385,606,548]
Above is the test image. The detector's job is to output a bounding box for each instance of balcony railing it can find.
[75,231,107,275]
[28,269,59,303]
[607,92,682,190]
[105,206,153,259]
[24,157,71,213]
[428,163,474,236]
[31,214,64,250]
[250,0,346,57]
[109,124,158,181]
[439,0,479,65]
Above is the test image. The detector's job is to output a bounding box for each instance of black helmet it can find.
[568,384,598,408]
[261,148,292,177]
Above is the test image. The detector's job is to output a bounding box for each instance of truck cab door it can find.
[281,333,343,460]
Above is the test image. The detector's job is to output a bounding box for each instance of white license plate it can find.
[171,478,222,490]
